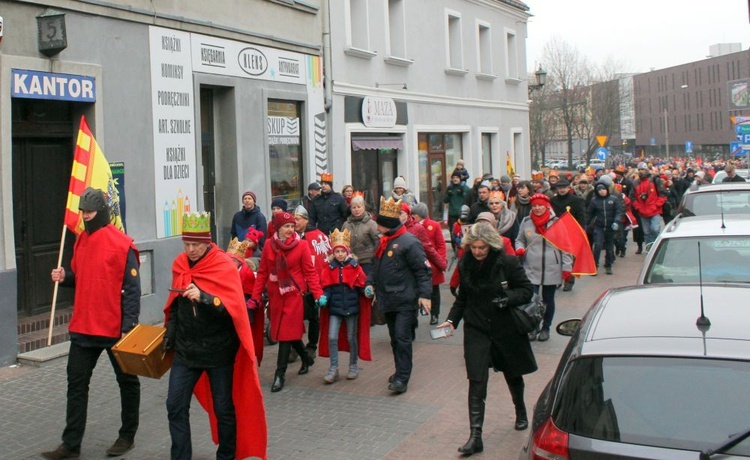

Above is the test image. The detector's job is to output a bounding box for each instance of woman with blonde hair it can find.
[438,223,535,455]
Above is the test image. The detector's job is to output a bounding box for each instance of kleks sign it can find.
[11,69,95,102]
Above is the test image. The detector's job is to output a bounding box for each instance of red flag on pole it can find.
[64,116,123,235]
[542,212,597,275]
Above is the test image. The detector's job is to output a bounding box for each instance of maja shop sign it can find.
[361,96,397,128]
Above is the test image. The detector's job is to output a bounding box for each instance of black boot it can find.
[458,382,485,455]
[635,243,643,254]
[298,348,314,375]
[271,370,285,392]
[507,377,528,430]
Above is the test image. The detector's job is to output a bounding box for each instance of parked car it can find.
[547,160,569,170]
[637,214,750,284]
[712,169,749,183]
[519,284,750,460]
[576,159,605,172]
[676,182,750,217]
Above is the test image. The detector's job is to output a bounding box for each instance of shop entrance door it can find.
[351,148,398,214]
[427,154,446,220]
[12,99,75,316]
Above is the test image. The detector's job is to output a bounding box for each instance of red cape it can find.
[317,260,372,361]
[164,244,267,460]
[228,253,265,366]
[542,212,596,276]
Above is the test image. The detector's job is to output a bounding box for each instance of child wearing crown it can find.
[317,229,371,382]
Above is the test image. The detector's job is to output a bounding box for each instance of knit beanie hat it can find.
[530,193,550,207]
[272,211,295,230]
[271,198,288,212]
[393,176,407,190]
[412,202,429,219]
[242,191,256,201]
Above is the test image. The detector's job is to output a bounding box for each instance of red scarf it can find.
[530,208,551,235]
[375,225,407,258]
[270,232,301,294]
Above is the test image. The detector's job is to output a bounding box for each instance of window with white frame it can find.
[446,10,464,71]
[477,21,492,75]
[386,0,407,60]
[505,29,519,80]
[345,0,374,58]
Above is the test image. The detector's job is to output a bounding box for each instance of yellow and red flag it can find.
[64,116,123,235]
[506,151,515,176]
[542,212,597,276]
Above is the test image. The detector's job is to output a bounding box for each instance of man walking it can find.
[631,162,667,245]
[365,197,432,394]
[308,173,348,234]
[443,173,470,249]
[43,187,141,460]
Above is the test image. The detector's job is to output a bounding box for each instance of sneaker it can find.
[388,380,408,394]
[605,266,613,275]
[323,367,339,384]
[106,438,134,457]
[347,365,359,380]
[537,330,550,342]
[42,445,80,460]
[562,283,572,292]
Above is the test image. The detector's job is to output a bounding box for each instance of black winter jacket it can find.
[587,186,624,229]
[447,249,536,381]
[367,227,432,312]
[309,191,348,234]
[550,191,586,227]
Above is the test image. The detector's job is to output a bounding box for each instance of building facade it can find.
[325,0,532,217]
[0,0,324,365]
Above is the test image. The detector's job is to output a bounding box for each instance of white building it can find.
[324,0,532,217]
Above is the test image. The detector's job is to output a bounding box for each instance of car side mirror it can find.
[556,319,581,337]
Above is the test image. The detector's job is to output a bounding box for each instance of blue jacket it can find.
[230,206,267,248]
[323,258,363,316]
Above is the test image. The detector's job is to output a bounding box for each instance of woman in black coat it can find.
[438,223,535,455]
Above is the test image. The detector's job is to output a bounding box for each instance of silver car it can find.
[637,215,750,285]
[519,284,750,459]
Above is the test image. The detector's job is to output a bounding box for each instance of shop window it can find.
[446,10,464,71]
[505,29,519,80]
[419,133,463,219]
[268,100,303,207]
[351,145,398,214]
[481,132,493,176]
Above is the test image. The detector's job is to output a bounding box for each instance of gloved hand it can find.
[246,298,259,310]
[162,337,172,353]
[364,285,374,298]
[316,295,328,307]
[611,222,619,231]
[563,271,572,283]
[450,286,458,297]
[491,294,508,309]
[515,247,526,258]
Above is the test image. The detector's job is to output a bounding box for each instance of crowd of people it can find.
[42,155,744,459]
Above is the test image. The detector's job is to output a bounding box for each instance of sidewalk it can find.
[0,245,645,459]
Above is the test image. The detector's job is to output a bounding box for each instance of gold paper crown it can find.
[489,190,505,201]
[379,196,402,219]
[182,212,211,234]
[321,172,333,183]
[330,228,351,249]
[227,237,251,259]
[352,191,365,200]
[531,171,544,181]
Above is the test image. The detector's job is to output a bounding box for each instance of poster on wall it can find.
[109,161,127,231]
[149,26,197,238]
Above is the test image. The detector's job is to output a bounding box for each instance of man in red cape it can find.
[164,212,267,460]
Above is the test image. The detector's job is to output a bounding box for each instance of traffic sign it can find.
[650,138,656,146]
[596,147,608,160]
[685,141,693,153]
[596,136,608,147]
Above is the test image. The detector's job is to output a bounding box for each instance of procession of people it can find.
[39,153,743,459]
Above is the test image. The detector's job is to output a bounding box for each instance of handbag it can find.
[370,297,386,326]
[290,277,317,321]
[510,292,545,335]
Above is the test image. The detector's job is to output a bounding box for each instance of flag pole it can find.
[48,225,69,346]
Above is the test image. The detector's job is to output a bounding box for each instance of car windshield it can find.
[554,356,750,455]
[682,189,750,216]
[645,236,750,284]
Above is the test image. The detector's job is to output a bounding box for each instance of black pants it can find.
[63,342,140,450]
[430,285,441,317]
[276,340,309,373]
[306,308,319,351]
[385,309,418,384]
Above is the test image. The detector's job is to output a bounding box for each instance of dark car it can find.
[519,284,750,459]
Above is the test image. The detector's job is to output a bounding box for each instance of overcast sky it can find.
[524,1,749,74]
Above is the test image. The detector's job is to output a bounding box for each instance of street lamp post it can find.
[528,66,547,96]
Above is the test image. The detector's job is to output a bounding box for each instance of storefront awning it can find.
[352,137,404,151]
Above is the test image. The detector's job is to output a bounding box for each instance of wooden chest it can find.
[112,324,173,379]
